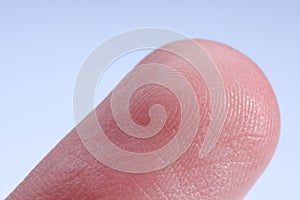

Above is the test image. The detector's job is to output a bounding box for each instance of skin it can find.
[7,39,280,200]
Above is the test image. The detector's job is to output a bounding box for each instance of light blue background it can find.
[0,1,299,199]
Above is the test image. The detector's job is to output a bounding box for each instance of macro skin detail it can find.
[7,39,280,200]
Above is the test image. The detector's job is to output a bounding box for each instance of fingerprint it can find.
[74,28,226,173]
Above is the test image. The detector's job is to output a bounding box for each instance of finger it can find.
[7,39,280,200]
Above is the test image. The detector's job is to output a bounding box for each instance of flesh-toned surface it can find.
[7,40,280,200]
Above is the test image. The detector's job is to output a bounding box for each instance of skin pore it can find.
[7,39,280,200]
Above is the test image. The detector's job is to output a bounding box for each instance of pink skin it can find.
[7,39,280,199]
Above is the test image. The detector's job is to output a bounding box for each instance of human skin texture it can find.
[7,39,280,200]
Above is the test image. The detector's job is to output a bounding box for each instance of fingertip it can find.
[7,39,280,200]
